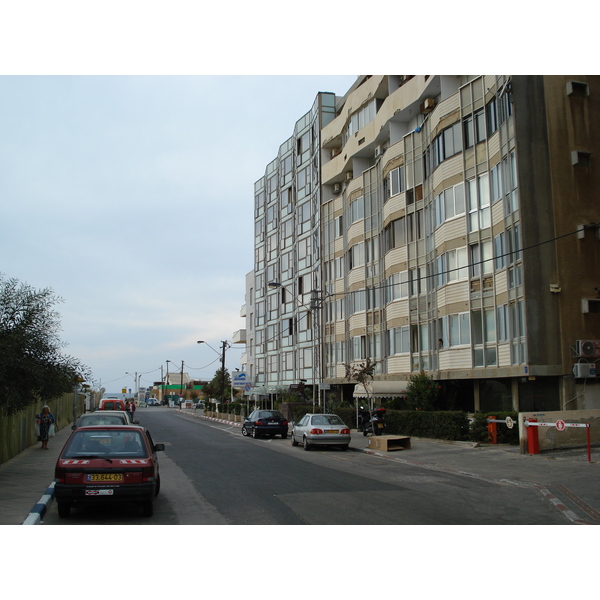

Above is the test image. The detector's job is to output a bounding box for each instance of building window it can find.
[436,248,468,287]
[432,122,462,170]
[494,232,506,271]
[350,196,364,223]
[389,325,410,355]
[467,174,491,232]
[434,182,465,228]
[389,166,405,198]
[385,271,409,303]
[470,241,493,277]
[486,97,498,135]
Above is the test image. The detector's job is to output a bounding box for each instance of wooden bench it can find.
[367,435,411,452]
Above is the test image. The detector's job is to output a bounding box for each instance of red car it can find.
[54,425,164,518]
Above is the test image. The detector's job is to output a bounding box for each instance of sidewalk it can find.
[0,422,72,525]
[1,410,598,525]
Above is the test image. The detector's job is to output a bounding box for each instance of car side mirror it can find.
[71,424,76,430]
[133,420,140,424]
[154,443,165,452]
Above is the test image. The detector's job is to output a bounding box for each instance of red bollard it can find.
[487,416,498,444]
[526,418,540,454]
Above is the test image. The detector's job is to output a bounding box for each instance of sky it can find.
[0,74,359,394]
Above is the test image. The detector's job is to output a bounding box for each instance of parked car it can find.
[98,399,127,411]
[71,410,134,430]
[291,413,351,451]
[242,410,289,439]
[54,425,164,518]
[146,399,160,406]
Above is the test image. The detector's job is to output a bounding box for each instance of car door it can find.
[294,415,309,442]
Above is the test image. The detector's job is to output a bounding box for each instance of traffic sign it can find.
[505,416,514,429]
[556,420,566,432]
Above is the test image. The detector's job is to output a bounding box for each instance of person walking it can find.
[127,400,136,422]
[36,405,55,450]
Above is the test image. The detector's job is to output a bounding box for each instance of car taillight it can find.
[310,428,324,435]
[256,420,265,426]
[341,428,350,434]
[55,468,66,483]
[141,466,155,482]
[282,420,289,427]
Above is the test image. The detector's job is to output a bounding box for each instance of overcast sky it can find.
[0,74,358,393]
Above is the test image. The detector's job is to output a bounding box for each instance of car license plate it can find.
[325,430,339,434]
[377,423,384,428]
[268,422,278,425]
[87,473,123,482]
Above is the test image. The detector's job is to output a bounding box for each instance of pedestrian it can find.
[36,405,55,450]
[127,399,136,422]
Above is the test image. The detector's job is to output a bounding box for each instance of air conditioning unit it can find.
[420,97,435,113]
[573,362,597,378]
[345,172,353,182]
[576,340,600,357]
[375,145,383,158]
[333,183,341,194]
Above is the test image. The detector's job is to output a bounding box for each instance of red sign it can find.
[556,420,566,432]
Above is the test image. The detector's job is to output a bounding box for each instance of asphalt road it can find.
[41,408,568,525]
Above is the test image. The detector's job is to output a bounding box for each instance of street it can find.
[40,408,569,525]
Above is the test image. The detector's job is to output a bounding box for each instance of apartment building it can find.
[250,75,600,412]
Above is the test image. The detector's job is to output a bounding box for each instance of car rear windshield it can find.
[77,415,126,426]
[62,430,148,458]
[261,411,284,419]
[311,415,344,425]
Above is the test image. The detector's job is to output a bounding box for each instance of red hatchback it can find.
[54,425,164,518]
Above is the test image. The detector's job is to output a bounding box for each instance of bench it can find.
[367,435,411,452]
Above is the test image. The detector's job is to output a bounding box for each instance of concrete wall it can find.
[518,409,600,453]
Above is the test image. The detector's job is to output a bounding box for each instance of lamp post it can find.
[268,281,329,412]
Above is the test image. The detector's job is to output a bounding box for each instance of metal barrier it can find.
[524,419,592,462]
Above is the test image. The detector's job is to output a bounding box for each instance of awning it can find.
[353,381,409,399]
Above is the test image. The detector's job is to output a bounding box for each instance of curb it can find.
[23,481,56,525]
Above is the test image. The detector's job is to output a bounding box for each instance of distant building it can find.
[249,76,600,412]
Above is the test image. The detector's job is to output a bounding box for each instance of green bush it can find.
[384,410,470,441]
[469,411,519,445]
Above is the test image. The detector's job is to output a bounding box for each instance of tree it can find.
[203,367,231,403]
[0,274,90,414]
[405,370,441,411]
[345,357,379,409]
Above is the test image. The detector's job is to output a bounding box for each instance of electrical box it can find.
[573,363,597,378]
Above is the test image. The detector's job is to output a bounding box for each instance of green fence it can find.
[0,392,85,465]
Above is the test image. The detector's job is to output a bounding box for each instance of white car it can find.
[291,413,351,451]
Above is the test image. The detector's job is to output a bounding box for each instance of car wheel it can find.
[303,437,311,451]
[281,432,288,439]
[142,501,154,517]
[252,428,259,439]
[242,425,248,437]
[57,502,71,518]
[291,434,298,447]
[155,474,161,496]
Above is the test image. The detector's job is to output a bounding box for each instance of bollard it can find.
[487,416,498,444]
[526,418,540,454]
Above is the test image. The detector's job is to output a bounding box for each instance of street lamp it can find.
[268,281,330,411]
[125,372,140,400]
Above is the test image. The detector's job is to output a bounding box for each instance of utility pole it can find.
[180,360,184,398]
[220,340,228,401]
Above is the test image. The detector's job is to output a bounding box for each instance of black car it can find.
[242,410,289,439]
